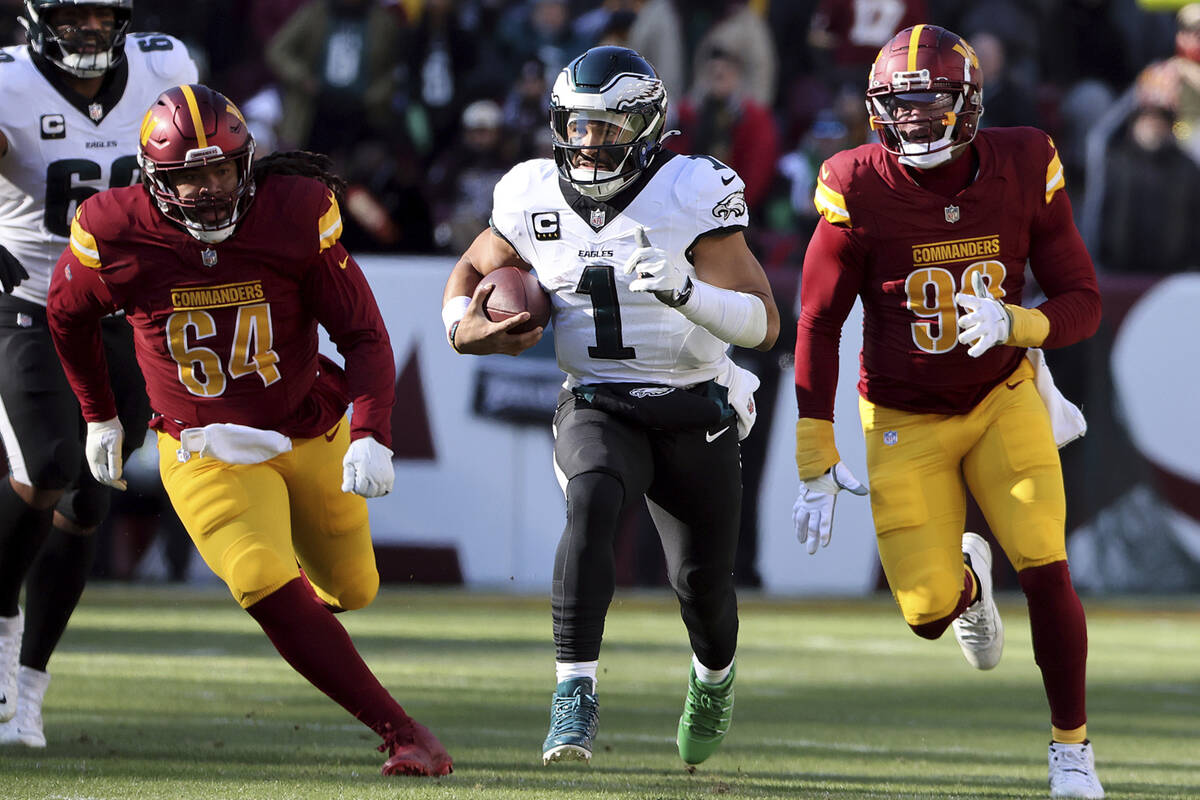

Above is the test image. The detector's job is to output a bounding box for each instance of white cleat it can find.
[0,666,49,748]
[1048,741,1105,798]
[0,611,22,723]
[952,532,1004,670]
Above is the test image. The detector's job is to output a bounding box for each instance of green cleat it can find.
[542,678,599,764]
[676,662,735,765]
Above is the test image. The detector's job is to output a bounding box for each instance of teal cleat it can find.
[676,662,735,765]
[542,677,599,764]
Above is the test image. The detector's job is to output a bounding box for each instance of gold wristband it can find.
[795,418,840,480]
[1004,304,1050,347]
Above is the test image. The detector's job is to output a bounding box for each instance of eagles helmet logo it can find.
[712,190,747,221]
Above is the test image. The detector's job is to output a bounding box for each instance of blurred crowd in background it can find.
[2,0,1197,586]
[2,0,1195,274]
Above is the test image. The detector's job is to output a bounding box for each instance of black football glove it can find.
[0,244,28,294]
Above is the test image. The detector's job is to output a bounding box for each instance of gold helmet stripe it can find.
[907,24,926,72]
[179,85,208,149]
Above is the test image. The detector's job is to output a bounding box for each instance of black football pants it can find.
[550,390,741,670]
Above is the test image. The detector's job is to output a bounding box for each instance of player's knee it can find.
[323,560,380,611]
[896,575,965,638]
[227,546,296,607]
[22,450,77,493]
[565,471,625,532]
[58,484,110,529]
[671,563,732,605]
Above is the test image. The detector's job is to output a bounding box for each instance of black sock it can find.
[20,526,96,671]
[0,479,54,617]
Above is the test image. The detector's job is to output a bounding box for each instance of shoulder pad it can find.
[126,33,199,84]
[814,157,850,226]
[677,154,748,228]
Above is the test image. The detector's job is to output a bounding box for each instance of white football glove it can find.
[955,272,1011,358]
[85,417,126,491]
[793,461,867,555]
[341,435,394,497]
[624,227,690,306]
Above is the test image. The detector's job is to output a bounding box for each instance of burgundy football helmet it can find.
[138,84,256,243]
[866,25,984,168]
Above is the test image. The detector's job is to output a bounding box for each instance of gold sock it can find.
[1052,724,1087,744]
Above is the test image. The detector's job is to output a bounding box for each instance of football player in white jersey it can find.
[442,46,780,767]
[0,0,196,747]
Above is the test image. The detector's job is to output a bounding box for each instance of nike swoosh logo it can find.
[338,256,349,270]
[705,426,730,443]
[721,174,735,185]
[1006,379,1024,390]
[324,422,341,442]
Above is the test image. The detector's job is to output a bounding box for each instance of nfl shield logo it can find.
[201,248,218,267]
[944,204,961,223]
[590,207,606,228]
[88,102,104,122]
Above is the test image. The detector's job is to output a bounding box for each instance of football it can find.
[478,267,551,333]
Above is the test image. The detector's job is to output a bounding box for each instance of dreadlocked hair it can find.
[252,150,347,202]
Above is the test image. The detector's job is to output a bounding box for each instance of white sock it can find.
[693,655,732,685]
[556,660,598,689]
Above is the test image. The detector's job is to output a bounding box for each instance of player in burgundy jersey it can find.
[792,26,1104,799]
[45,84,451,777]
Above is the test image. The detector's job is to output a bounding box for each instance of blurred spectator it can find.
[404,0,494,161]
[1136,2,1200,163]
[692,0,776,106]
[808,0,928,88]
[776,109,853,230]
[427,99,515,253]
[265,0,405,154]
[628,0,686,105]
[496,0,585,88]
[1057,78,1116,194]
[971,29,1042,129]
[672,47,779,211]
[1040,0,1133,93]
[1098,103,1200,273]
[340,139,436,253]
[503,59,553,162]
[958,1,1040,90]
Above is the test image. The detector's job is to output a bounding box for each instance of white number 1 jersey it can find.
[0,33,197,306]
[490,152,751,388]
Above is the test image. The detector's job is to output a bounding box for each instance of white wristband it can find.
[676,279,768,348]
[441,295,471,336]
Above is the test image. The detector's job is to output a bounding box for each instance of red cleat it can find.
[379,717,454,777]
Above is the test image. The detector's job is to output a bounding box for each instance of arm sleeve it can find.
[794,218,865,421]
[46,251,119,422]
[303,242,396,448]
[1027,189,1102,349]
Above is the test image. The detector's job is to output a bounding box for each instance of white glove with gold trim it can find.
[955,272,1011,358]
[793,462,867,555]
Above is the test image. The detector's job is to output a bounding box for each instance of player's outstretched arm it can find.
[442,228,542,356]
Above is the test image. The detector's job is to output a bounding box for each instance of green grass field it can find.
[0,585,1196,800]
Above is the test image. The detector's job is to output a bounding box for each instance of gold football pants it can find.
[157,420,379,609]
[860,358,1066,626]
